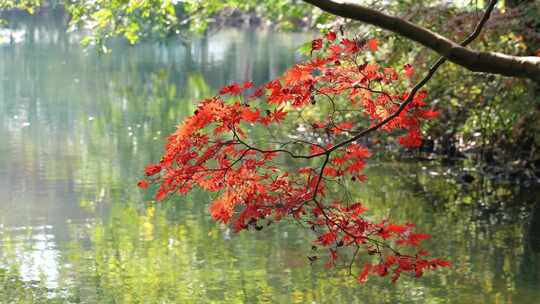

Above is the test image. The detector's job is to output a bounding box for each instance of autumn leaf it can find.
[241,107,260,122]
[283,65,313,86]
[137,180,149,189]
[341,38,359,53]
[347,144,371,159]
[403,64,415,78]
[144,164,161,176]
[367,38,378,52]
[326,31,337,41]
[419,109,439,119]
[317,231,337,245]
[271,107,287,122]
[358,263,371,283]
[398,129,423,148]
[346,160,365,173]
[311,38,323,52]
[209,191,239,224]
[243,81,254,89]
[336,121,354,130]
[219,82,243,95]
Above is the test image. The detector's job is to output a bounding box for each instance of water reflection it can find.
[1,16,540,303]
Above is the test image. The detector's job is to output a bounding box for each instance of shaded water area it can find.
[1,16,540,303]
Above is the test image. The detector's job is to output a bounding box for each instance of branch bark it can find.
[303,0,540,81]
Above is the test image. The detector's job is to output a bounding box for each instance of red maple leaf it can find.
[326,31,337,41]
[367,38,378,52]
[271,107,287,122]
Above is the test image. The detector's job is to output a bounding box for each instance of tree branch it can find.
[303,0,540,81]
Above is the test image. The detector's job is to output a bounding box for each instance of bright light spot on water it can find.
[0,226,60,289]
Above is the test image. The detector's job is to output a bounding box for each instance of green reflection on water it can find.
[1,18,540,303]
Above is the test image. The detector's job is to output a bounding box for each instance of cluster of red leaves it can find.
[309,202,450,283]
[138,32,449,283]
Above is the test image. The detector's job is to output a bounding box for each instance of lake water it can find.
[1,16,540,303]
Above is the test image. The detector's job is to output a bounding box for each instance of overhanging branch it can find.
[303,0,540,81]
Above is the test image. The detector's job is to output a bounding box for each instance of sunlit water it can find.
[1,16,540,304]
